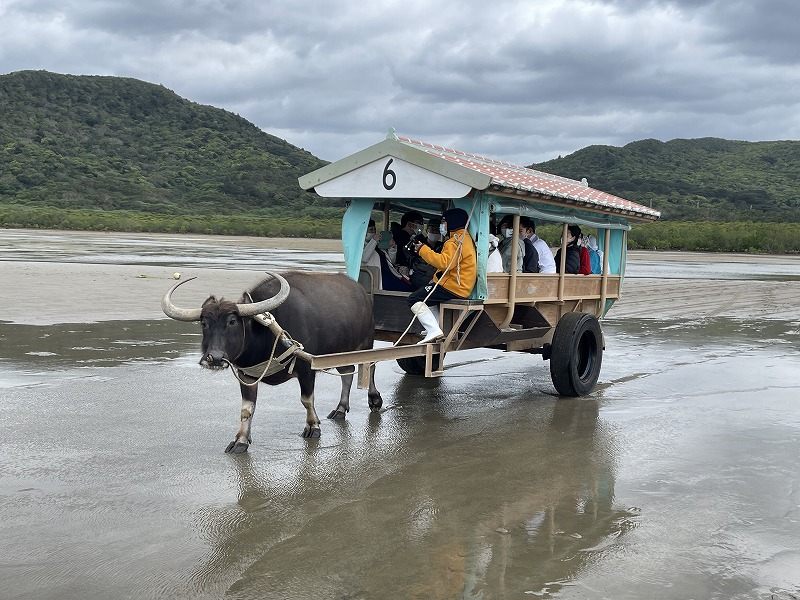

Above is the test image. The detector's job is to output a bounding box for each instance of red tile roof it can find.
[397,135,660,220]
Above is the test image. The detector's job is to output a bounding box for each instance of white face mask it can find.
[439,223,447,236]
[413,224,423,235]
[427,232,441,243]
[503,228,513,239]
[365,232,375,241]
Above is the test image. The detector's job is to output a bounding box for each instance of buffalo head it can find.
[161,272,290,369]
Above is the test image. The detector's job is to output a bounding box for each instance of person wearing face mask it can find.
[362,219,411,291]
[486,233,503,273]
[517,216,540,273]
[519,217,556,274]
[554,224,589,274]
[409,218,444,290]
[408,208,476,344]
[393,211,425,278]
[585,234,603,274]
[497,216,524,273]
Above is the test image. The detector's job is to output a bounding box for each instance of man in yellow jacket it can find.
[409,207,477,344]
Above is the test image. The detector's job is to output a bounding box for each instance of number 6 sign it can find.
[313,155,472,198]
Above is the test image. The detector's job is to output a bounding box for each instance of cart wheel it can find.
[396,355,440,376]
[549,312,603,396]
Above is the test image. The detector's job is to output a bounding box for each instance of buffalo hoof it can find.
[302,426,321,438]
[225,441,249,454]
[327,408,347,420]
[368,394,383,412]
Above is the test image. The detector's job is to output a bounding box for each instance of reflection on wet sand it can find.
[188,393,636,599]
[0,320,197,371]
[3,231,800,599]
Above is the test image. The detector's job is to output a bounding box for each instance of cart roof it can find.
[299,130,660,222]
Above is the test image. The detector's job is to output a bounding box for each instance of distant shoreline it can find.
[3,227,799,262]
[2,229,799,325]
[2,219,800,255]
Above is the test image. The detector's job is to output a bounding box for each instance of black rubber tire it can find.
[549,312,603,396]
[396,355,439,376]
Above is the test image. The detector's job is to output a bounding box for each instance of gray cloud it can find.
[2,0,799,165]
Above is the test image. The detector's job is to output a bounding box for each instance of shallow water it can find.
[4,228,800,282]
[0,229,341,271]
[1,230,799,599]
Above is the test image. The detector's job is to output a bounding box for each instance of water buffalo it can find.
[162,271,382,453]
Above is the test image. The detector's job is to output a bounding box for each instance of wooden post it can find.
[500,214,520,329]
[382,200,390,230]
[557,223,568,302]
[599,228,611,317]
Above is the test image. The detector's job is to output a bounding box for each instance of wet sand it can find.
[1,240,798,324]
[2,231,800,599]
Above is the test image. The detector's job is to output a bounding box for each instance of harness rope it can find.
[227,310,353,385]
[227,311,304,386]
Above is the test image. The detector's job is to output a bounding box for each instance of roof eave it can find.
[487,184,660,222]
[298,138,493,192]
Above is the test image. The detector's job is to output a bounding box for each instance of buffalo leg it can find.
[225,373,258,454]
[298,369,321,438]
[367,365,383,412]
[327,366,354,420]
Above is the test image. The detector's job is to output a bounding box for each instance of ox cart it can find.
[162,131,660,449]
[295,130,660,396]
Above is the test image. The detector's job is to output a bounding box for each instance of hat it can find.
[442,208,468,231]
[587,235,599,252]
[427,217,441,227]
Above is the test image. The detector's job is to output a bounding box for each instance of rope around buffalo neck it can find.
[226,312,361,383]
[228,312,303,386]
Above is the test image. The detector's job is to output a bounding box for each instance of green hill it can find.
[0,70,335,229]
[531,137,800,221]
[1,70,799,250]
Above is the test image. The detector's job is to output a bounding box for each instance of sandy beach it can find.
[2,257,799,325]
[1,231,799,324]
[3,231,800,600]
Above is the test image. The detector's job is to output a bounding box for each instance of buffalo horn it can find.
[161,277,203,322]
[236,272,291,316]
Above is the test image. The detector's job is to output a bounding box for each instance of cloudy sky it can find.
[2,0,799,165]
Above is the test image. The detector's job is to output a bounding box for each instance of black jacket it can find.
[555,244,581,274]
[522,238,540,273]
[392,225,413,267]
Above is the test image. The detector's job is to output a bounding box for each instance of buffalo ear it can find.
[202,295,218,307]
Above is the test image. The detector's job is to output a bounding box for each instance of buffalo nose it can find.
[201,349,226,366]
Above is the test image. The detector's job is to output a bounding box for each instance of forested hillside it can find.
[0,70,334,227]
[2,70,799,247]
[531,137,800,221]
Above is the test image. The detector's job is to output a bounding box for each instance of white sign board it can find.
[314,156,472,198]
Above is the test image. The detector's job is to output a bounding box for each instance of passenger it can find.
[486,233,503,273]
[578,234,592,275]
[408,208,477,344]
[362,219,411,291]
[517,217,539,273]
[393,211,425,279]
[497,216,524,273]
[362,220,383,285]
[555,224,585,274]
[409,218,444,290]
[520,217,556,274]
[586,235,603,274]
